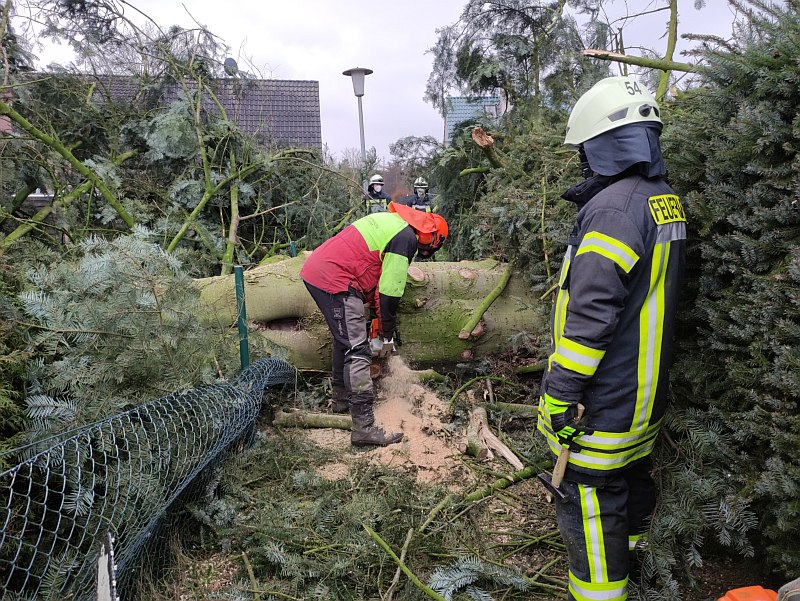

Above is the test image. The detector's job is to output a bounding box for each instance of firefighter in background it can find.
[398,177,433,212]
[536,76,686,600]
[300,202,448,446]
[364,173,391,213]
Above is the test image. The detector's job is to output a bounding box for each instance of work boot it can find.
[331,385,349,414]
[349,394,403,447]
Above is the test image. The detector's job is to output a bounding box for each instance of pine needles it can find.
[165,429,565,601]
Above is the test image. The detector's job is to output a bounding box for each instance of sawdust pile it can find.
[307,356,474,486]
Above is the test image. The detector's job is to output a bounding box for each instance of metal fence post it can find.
[234,265,250,369]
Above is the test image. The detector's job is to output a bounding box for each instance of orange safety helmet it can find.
[388,201,448,256]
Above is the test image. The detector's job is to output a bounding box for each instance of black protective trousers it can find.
[555,458,655,601]
[303,281,373,400]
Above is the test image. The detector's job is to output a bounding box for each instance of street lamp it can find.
[342,67,373,166]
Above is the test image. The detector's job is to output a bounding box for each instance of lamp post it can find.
[342,67,373,167]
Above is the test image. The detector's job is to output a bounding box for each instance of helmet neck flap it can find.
[582,121,665,179]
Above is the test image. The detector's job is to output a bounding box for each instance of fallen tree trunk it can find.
[195,254,545,370]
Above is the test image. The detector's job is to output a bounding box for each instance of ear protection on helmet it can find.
[388,202,448,254]
[417,231,434,246]
[417,214,448,253]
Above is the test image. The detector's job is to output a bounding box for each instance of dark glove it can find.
[544,395,591,449]
[378,338,395,358]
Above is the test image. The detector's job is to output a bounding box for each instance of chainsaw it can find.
[368,317,399,378]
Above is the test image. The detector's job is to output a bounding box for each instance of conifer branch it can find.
[363,524,447,601]
[516,361,545,375]
[1,151,136,248]
[419,494,456,534]
[383,528,414,601]
[470,126,508,169]
[462,465,546,504]
[459,166,491,176]
[13,319,135,339]
[166,163,260,252]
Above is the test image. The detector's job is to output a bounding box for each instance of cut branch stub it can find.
[407,265,426,283]
[470,126,507,169]
[471,127,495,149]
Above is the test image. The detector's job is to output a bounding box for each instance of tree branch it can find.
[582,49,696,73]
[1,150,136,248]
[470,126,507,169]
[656,0,679,101]
[363,525,447,601]
[458,262,513,339]
[0,101,136,228]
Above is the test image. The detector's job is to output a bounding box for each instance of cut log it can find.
[195,256,545,371]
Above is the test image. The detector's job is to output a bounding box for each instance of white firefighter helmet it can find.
[413,177,428,190]
[369,174,384,186]
[565,75,662,147]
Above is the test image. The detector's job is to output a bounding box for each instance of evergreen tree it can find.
[14,230,242,438]
[662,0,800,577]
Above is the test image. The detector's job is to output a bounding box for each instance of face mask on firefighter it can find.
[373,184,383,192]
[415,187,426,197]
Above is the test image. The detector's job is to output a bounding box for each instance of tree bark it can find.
[195,255,545,371]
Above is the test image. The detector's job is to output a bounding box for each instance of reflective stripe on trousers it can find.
[555,459,655,601]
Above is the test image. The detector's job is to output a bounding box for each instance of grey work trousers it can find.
[303,281,373,399]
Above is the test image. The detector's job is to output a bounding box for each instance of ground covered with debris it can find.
[148,356,770,601]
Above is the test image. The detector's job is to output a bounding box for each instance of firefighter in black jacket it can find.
[398,177,433,212]
[537,75,686,600]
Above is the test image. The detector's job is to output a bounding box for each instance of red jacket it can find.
[300,212,418,335]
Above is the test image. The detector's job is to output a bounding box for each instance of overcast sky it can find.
[32,1,739,162]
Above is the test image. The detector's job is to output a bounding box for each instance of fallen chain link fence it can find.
[0,357,296,600]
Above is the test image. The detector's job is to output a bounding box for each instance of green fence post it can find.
[234,265,250,369]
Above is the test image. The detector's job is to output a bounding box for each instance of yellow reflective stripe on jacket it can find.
[551,250,572,357]
[553,336,606,377]
[633,241,669,431]
[538,401,663,471]
[569,571,628,601]
[576,231,639,273]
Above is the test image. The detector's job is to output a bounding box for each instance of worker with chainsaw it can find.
[300,202,448,447]
[363,173,391,214]
[536,75,686,600]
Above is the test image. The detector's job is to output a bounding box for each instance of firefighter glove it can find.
[545,395,591,449]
